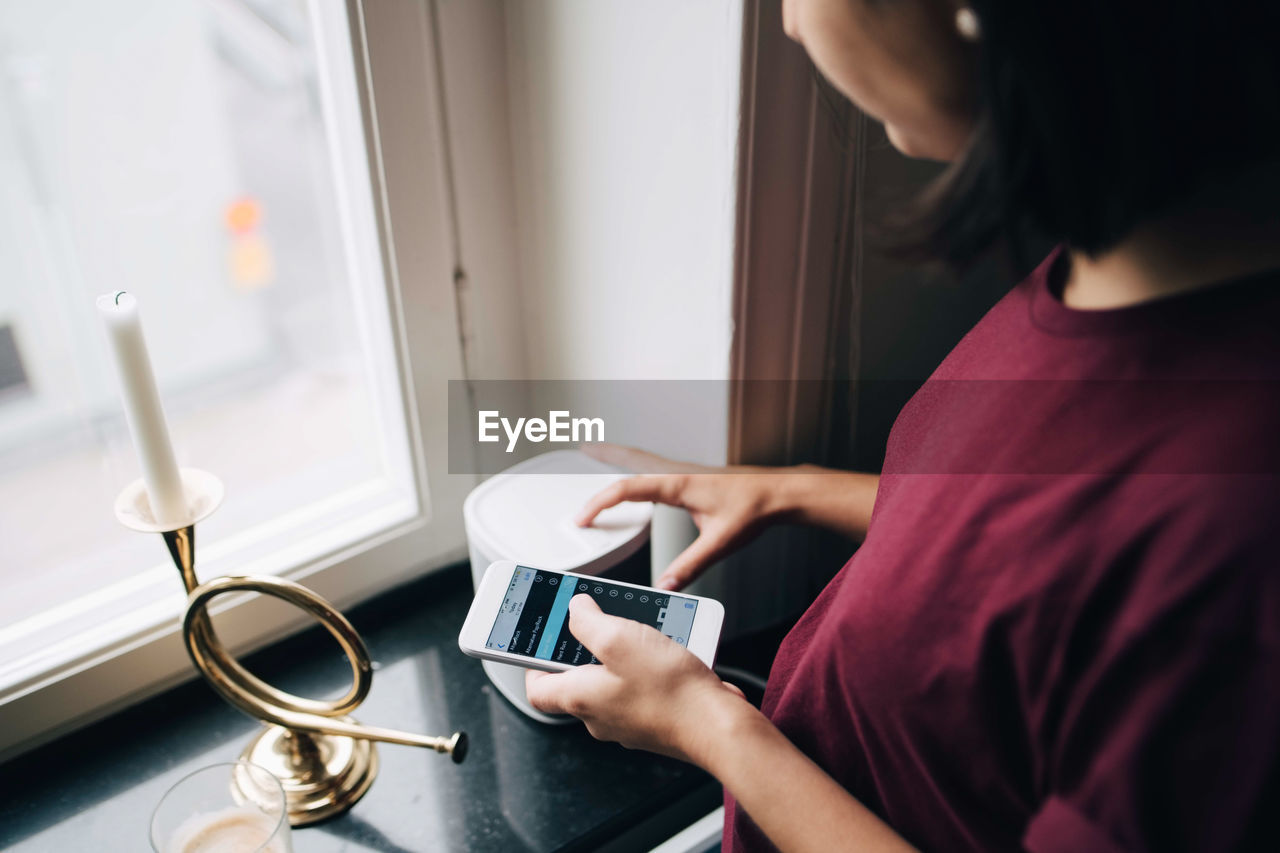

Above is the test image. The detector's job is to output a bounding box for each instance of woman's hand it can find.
[576,445,790,591]
[578,445,881,589]
[526,597,915,853]
[524,594,753,764]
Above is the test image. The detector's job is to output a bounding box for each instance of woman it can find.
[525,1,1280,850]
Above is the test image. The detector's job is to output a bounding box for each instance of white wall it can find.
[504,0,741,388]
[438,1,743,598]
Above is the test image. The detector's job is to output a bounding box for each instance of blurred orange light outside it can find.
[225,197,262,235]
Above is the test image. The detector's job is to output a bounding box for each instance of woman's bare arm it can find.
[773,464,881,541]
[525,595,915,853]
[698,688,917,853]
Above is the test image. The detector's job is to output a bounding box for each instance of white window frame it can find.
[0,0,488,761]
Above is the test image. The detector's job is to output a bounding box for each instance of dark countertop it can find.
[0,564,720,852]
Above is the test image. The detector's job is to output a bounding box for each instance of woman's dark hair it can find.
[907,0,1280,267]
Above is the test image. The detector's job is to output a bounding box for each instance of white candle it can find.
[97,291,188,527]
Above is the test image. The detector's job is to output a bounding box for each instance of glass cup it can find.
[150,761,292,853]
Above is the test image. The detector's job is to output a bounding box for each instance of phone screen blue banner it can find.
[486,567,700,664]
[534,580,577,660]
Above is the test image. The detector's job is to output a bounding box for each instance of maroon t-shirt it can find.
[725,249,1280,852]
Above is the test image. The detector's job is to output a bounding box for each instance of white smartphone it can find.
[459,560,725,672]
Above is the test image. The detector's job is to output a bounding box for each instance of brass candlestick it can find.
[115,469,467,826]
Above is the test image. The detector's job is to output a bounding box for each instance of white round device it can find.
[463,450,652,723]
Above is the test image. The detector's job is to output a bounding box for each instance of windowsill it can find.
[0,562,720,851]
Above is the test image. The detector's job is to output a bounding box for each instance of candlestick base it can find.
[240,724,378,826]
[113,465,466,829]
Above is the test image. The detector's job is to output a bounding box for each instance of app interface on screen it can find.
[485,567,699,665]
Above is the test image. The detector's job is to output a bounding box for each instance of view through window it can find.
[0,0,418,689]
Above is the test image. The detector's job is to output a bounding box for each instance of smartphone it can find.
[458,560,725,672]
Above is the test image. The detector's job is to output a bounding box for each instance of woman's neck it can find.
[1063,168,1280,310]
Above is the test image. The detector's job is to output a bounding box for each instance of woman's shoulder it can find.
[930,248,1280,382]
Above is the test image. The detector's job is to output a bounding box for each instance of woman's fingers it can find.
[575,475,684,527]
[564,593,633,663]
[656,532,725,590]
[524,669,575,715]
[524,666,607,716]
[524,670,560,713]
[523,597,634,715]
[567,593,683,668]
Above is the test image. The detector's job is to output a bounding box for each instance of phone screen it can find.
[484,566,699,665]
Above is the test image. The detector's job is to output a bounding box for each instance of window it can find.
[0,0,473,758]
